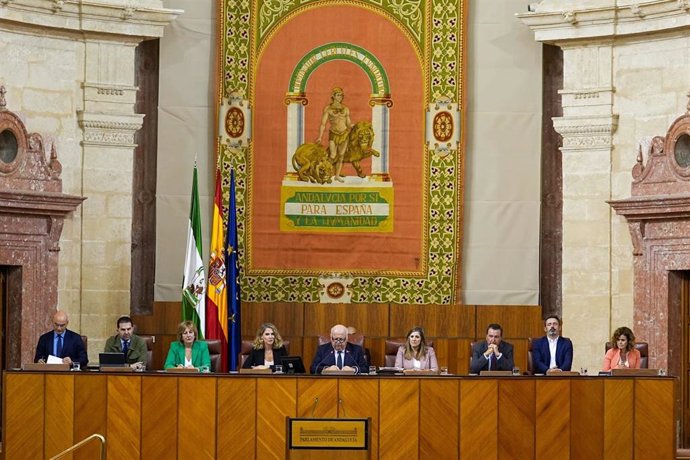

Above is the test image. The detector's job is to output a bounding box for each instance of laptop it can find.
[99,352,126,369]
[280,356,306,374]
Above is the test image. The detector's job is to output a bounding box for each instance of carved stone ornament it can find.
[0,86,85,366]
[608,89,690,373]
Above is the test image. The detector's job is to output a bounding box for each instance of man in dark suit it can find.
[470,323,514,373]
[531,315,573,374]
[310,324,368,374]
[34,310,88,367]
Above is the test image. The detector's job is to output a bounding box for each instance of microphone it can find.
[312,349,334,374]
[311,397,319,417]
[343,349,359,374]
[338,398,347,417]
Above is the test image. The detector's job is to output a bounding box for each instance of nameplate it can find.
[22,363,70,371]
[611,368,660,376]
[403,369,438,376]
[165,367,200,373]
[545,370,580,376]
[287,418,369,450]
[239,368,272,374]
[321,369,357,375]
[100,366,134,372]
[479,370,513,376]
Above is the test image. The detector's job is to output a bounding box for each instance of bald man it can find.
[34,310,88,367]
[310,324,368,374]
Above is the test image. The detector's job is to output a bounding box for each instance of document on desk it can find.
[46,355,63,364]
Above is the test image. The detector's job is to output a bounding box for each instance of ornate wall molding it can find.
[552,115,619,151]
[77,112,144,148]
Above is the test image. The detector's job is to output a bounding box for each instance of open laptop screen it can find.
[99,352,126,368]
[280,356,306,374]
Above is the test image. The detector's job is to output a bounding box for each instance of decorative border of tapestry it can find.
[219,0,466,304]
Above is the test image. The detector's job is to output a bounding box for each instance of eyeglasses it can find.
[331,337,346,343]
[54,323,66,328]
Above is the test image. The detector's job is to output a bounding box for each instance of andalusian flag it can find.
[227,168,242,371]
[181,164,205,338]
[205,166,228,372]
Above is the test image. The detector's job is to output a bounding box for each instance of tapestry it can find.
[219,0,466,304]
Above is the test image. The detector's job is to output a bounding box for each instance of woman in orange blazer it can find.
[395,327,438,371]
[602,326,641,370]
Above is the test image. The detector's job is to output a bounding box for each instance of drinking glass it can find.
[440,366,449,375]
[275,365,283,374]
[71,362,81,372]
[369,366,377,375]
[512,367,520,376]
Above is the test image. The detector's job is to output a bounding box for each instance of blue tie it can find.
[56,335,63,357]
[489,353,497,370]
[337,352,343,369]
[122,340,129,356]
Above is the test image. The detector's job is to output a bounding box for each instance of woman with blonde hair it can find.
[603,326,641,370]
[242,322,288,371]
[395,326,438,371]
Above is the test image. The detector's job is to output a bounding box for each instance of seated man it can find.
[470,323,514,373]
[34,310,88,367]
[104,315,147,370]
[531,315,573,374]
[310,324,368,374]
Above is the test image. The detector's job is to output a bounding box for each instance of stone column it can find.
[552,43,618,373]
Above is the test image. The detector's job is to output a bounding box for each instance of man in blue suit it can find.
[310,324,368,374]
[531,315,573,374]
[34,310,88,367]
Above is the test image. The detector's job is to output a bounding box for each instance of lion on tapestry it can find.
[291,121,380,183]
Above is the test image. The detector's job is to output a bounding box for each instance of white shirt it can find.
[548,337,559,369]
[412,358,421,369]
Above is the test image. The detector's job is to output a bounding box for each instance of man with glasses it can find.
[34,310,88,367]
[310,324,368,374]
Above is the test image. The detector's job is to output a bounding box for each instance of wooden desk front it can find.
[3,372,675,459]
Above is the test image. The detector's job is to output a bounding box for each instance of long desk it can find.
[3,371,675,459]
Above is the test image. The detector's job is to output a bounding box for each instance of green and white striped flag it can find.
[181,164,205,338]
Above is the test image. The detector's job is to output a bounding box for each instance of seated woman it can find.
[395,326,438,371]
[242,322,288,371]
[164,320,211,372]
[602,326,641,371]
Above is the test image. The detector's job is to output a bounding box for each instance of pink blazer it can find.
[602,347,641,371]
[394,346,438,370]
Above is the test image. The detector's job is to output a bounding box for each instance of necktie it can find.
[337,352,343,369]
[122,340,129,356]
[489,353,497,370]
[56,334,63,357]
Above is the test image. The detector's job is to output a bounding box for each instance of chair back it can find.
[80,335,88,355]
[527,338,535,375]
[385,338,434,367]
[605,341,649,368]
[206,339,222,372]
[138,335,155,370]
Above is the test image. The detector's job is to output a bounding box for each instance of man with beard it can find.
[531,315,573,374]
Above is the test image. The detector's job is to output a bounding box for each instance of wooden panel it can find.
[304,303,389,337]
[380,378,419,459]
[218,377,256,460]
[498,379,535,459]
[367,337,386,367]
[390,304,475,337]
[340,378,379,457]
[603,378,633,459]
[535,379,570,459]
[107,375,142,459]
[74,373,107,460]
[420,379,459,459]
[133,301,181,333]
[431,338,472,375]
[283,336,304,360]
[571,379,603,458]
[511,339,528,374]
[257,377,296,459]
[302,337,320,374]
[460,379,498,459]
[45,374,75,458]
[297,377,338,417]
[141,376,177,459]
[241,302,305,336]
[179,376,216,458]
[634,378,675,459]
[4,373,44,459]
[475,305,542,339]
